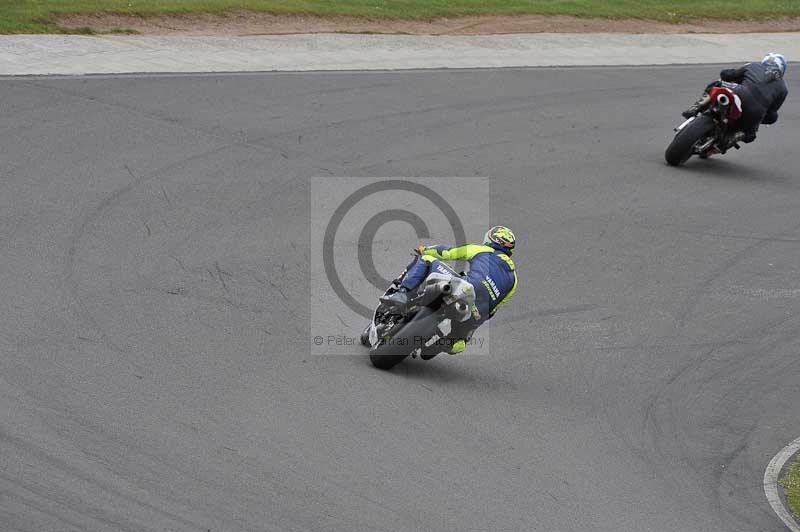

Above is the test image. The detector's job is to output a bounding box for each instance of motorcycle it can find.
[665,85,746,166]
[361,261,476,370]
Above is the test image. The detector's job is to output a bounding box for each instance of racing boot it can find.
[448,339,467,355]
[718,131,746,154]
[682,102,702,119]
[682,95,710,119]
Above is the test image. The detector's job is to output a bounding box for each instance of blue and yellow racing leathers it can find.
[400,243,518,323]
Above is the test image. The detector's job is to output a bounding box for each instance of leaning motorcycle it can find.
[665,85,745,166]
[361,261,476,370]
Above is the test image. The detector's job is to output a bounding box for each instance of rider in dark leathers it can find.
[683,53,788,145]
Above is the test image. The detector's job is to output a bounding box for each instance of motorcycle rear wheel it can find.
[369,308,439,370]
[665,115,715,167]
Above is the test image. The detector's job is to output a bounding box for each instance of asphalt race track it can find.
[1,65,800,532]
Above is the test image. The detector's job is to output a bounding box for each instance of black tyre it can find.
[369,308,438,370]
[665,115,715,166]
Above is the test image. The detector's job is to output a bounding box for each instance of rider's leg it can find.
[381,256,435,307]
[682,92,712,119]
[737,118,760,144]
[446,319,478,355]
[720,120,758,152]
[420,322,472,360]
[400,255,435,290]
[734,87,764,145]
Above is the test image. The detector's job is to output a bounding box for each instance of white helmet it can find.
[762,53,787,77]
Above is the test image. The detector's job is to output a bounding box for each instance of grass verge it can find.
[782,454,800,521]
[3,0,800,34]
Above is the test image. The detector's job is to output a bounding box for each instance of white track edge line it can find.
[765,436,800,532]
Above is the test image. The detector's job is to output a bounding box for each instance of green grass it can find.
[782,455,800,521]
[2,0,800,34]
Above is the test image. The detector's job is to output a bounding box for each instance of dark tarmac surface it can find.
[1,66,799,532]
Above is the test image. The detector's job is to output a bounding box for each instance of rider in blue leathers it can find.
[381,226,518,354]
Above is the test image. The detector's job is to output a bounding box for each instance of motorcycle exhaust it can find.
[695,138,716,154]
[716,93,730,106]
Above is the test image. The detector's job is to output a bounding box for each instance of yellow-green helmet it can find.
[484,226,516,253]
